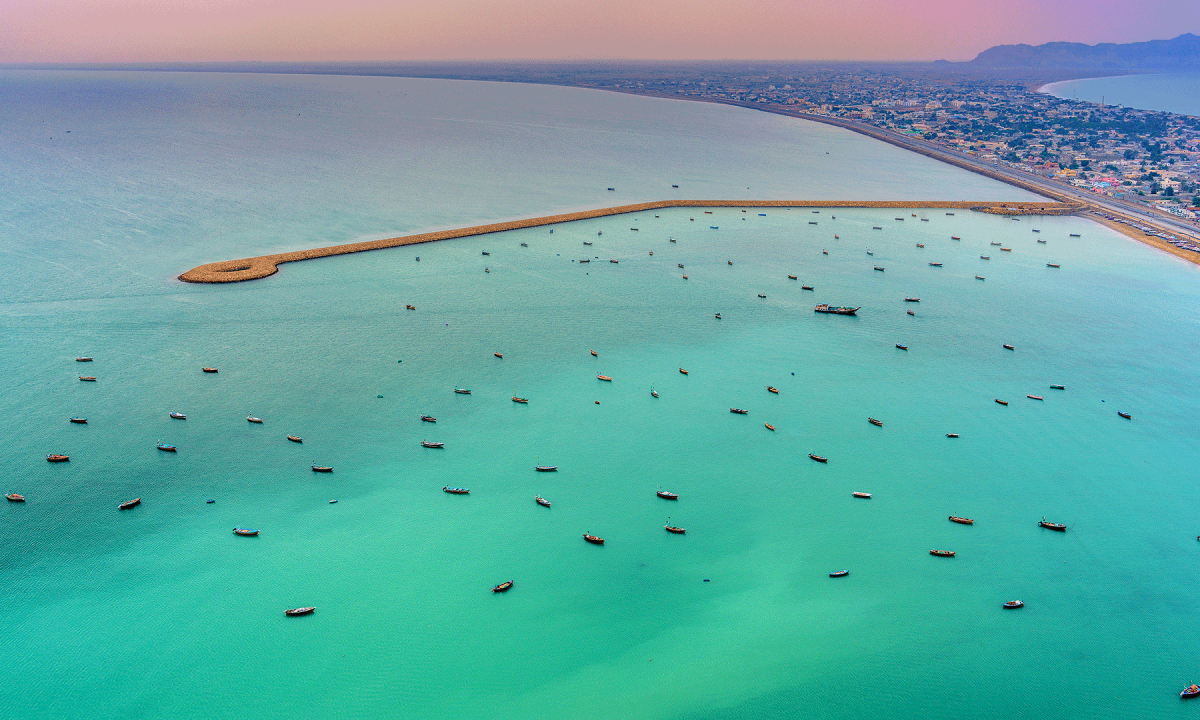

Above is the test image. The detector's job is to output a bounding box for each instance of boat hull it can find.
[285,607,315,616]
[492,581,513,593]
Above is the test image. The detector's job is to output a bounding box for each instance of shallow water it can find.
[2,72,1198,720]
[1042,72,1200,116]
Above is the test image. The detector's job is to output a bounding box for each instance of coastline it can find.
[179,200,1071,283]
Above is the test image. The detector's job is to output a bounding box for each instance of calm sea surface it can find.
[1042,72,1200,116]
[2,71,1199,720]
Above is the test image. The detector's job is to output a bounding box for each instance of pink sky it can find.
[2,0,1197,63]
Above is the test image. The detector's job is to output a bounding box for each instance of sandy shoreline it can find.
[179,200,1071,283]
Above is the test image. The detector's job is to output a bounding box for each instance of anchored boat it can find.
[443,487,469,494]
[421,440,444,448]
[285,607,315,616]
[535,496,551,508]
[814,304,860,315]
[657,490,678,500]
[492,581,513,593]
[583,533,604,545]
[949,516,973,525]
[1039,517,1067,532]
[809,453,827,463]
[852,492,872,499]
[119,498,141,510]
[233,528,259,536]
[930,549,955,557]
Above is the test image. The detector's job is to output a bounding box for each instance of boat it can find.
[118,498,141,510]
[1033,229,1040,233]
[583,533,604,545]
[312,465,333,473]
[681,275,687,279]
[866,250,873,256]
[787,275,797,280]
[651,390,659,398]
[821,250,827,255]
[814,304,860,315]
[991,242,1002,246]
[75,357,93,362]
[907,310,915,316]
[872,226,882,230]
[202,367,218,373]
[874,266,885,272]
[1028,394,1043,401]
[247,416,263,424]
[929,262,943,267]
[829,570,849,577]
[494,352,503,358]
[1003,601,1024,609]
[233,528,259,536]
[1003,344,1015,350]
[904,297,919,302]
[610,259,619,263]
[764,423,775,431]
[1037,239,1047,244]
[664,525,686,534]
[995,399,1008,406]
[492,581,514,593]
[170,412,186,420]
[1182,685,1200,699]
[767,386,778,394]
[809,453,827,463]
[1039,517,1067,531]
[669,238,675,242]
[597,375,612,381]
[852,492,871,498]
[946,433,959,438]
[79,376,96,381]
[714,313,722,319]
[980,256,990,260]
[895,344,908,350]
[590,350,598,357]
[730,408,748,415]
[949,516,973,525]
[454,387,471,394]
[976,275,985,280]
[481,251,490,256]
[1070,233,1081,237]
[680,264,686,269]
[802,285,814,291]
[286,435,303,444]
[679,368,688,375]
[443,487,469,494]
[916,243,925,248]
[7,494,26,502]
[757,294,766,298]
[584,241,593,246]
[951,235,960,240]
[711,226,719,230]
[1047,263,1060,268]
[868,417,882,427]
[420,415,436,423]
[1118,411,1132,419]
[535,465,558,472]
[657,490,678,500]
[930,549,956,557]
[285,607,315,616]
[70,417,87,424]
[421,440,444,448]
[704,211,712,214]
[1050,385,1065,390]
[535,496,551,507]
[512,397,528,404]
[406,304,416,310]
[46,454,69,462]
[520,242,528,247]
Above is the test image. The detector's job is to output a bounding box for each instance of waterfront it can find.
[1043,72,1200,117]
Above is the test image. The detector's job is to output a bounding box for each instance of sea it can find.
[1042,72,1200,117]
[2,70,1199,720]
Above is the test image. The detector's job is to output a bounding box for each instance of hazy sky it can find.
[3,0,1198,64]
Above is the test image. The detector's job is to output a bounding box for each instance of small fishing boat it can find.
[520,242,528,247]
[995,399,1008,406]
[802,286,815,292]
[976,275,985,280]
[946,433,959,438]
[757,294,766,298]
[1037,239,1047,244]
[669,238,675,242]
[904,297,920,302]
[406,305,416,310]
[767,386,778,394]
[951,236,960,240]
[657,490,678,500]
[874,266,885,272]
[583,533,604,545]
[907,310,915,316]
[7,493,26,502]
[597,375,612,382]
[287,435,303,443]
[494,352,503,358]
[764,423,775,431]
[247,416,263,424]
[421,440,444,448]
[866,250,873,256]
[170,412,186,419]
[75,357,93,362]
[1047,263,1060,268]
[443,486,469,494]
[512,397,528,404]
[787,275,797,280]
[980,256,990,260]
[285,607,315,616]
[868,417,882,427]
[119,498,141,510]
[46,454,69,462]
[1039,516,1067,532]
[681,275,687,279]
[1118,411,1132,419]
[829,570,849,577]
[664,525,686,534]
[949,516,973,525]
[929,262,943,267]
[79,376,96,381]
[930,549,955,557]
[420,415,436,423]
[535,496,551,507]
[492,581,514,593]
[233,528,259,536]
[821,250,827,255]
[1001,248,1011,252]
[852,492,871,498]
[651,390,659,398]
[481,251,490,256]
[679,368,688,375]
[590,350,598,357]
[895,344,908,350]
[916,243,925,248]
[1050,385,1065,390]
[814,304,860,315]
[70,417,87,424]
[584,242,593,246]
[579,259,590,263]
[454,387,471,394]
[872,226,882,230]
[1182,685,1200,699]
[1028,394,1043,400]
[535,465,558,472]
[312,465,333,472]
[1003,601,1024,609]
[714,313,722,319]
[157,443,177,452]
[1070,233,1080,237]
[672,185,678,188]
[730,408,748,414]
[680,264,686,269]
[991,242,1002,246]
[202,367,218,373]
[1003,344,1015,350]
[610,259,619,263]
[809,453,827,463]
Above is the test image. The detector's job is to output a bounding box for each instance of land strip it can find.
[179,200,1069,283]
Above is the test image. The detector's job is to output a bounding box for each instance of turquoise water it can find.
[3,71,1200,720]
[1042,72,1200,116]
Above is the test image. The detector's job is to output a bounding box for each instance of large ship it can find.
[814,304,860,315]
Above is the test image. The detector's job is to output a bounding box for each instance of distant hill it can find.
[967,33,1200,72]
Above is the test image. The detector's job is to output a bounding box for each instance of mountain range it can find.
[965,33,1200,72]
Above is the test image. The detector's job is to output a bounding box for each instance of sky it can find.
[2,0,1198,64]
